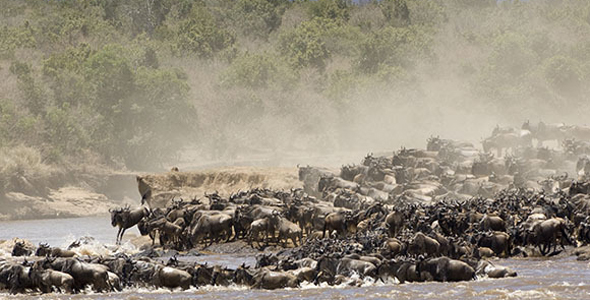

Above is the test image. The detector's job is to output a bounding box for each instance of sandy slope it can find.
[1,165,309,219]
[137,166,304,208]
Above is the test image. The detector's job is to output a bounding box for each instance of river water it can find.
[1,217,590,300]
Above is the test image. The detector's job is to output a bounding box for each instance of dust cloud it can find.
[171,1,590,170]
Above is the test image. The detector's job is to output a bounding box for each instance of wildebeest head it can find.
[35,243,51,257]
[255,253,279,268]
[193,263,215,286]
[234,263,254,286]
[110,208,123,227]
[314,255,339,285]
[11,241,32,257]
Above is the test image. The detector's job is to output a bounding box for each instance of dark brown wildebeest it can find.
[110,206,150,245]
[416,256,475,282]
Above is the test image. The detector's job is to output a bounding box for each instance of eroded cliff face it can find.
[0,165,302,220]
[136,167,302,208]
[0,170,138,221]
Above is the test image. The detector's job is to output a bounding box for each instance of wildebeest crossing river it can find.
[3,123,590,299]
[0,218,589,299]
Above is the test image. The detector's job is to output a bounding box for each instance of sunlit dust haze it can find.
[1,0,589,172]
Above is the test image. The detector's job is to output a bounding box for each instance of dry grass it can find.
[0,145,54,179]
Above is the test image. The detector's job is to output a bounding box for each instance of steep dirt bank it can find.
[0,166,138,221]
[137,167,304,208]
[1,163,310,219]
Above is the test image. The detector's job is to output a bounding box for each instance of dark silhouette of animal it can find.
[50,258,111,292]
[30,260,74,293]
[35,243,76,258]
[408,232,440,257]
[417,256,475,282]
[11,240,33,257]
[110,206,150,244]
[527,218,573,255]
[474,231,511,258]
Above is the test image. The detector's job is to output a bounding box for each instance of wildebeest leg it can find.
[120,227,128,244]
[225,229,232,242]
[116,227,123,244]
[149,231,155,246]
[540,243,548,256]
[209,230,215,246]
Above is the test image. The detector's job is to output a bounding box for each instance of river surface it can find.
[1,217,590,299]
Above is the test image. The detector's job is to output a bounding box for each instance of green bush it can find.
[0,99,40,145]
[307,0,351,21]
[379,0,411,27]
[278,18,332,70]
[230,0,287,39]
[172,5,235,58]
[356,25,432,74]
[0,24,36,59]
[10,61,45,116]
[44,104,90,157]
[220,52,295,90]
[83,44,135,113]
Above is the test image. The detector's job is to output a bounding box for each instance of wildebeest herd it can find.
[3,121,590,294]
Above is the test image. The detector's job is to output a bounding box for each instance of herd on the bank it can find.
[3,121,590,293]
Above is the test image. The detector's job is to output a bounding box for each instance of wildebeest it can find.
[35,243,76,258]
[526,217,573,255]
[11,240,33,257]
[408,232,440,257]
[49,258,111,292]
[154,266,192,290]
[479,214,506,232]
[276,217,303,247]
[482,130,532,157]
[476,260,517,278]
[473,231,511,258]
[322,211,357,238]
[522,121,566,146]
[384,210,405,237]
[110,206,150,244]
[251,268,299,289]
[29,260,74,293]
[416,256,475,282]
[190,213,233,246]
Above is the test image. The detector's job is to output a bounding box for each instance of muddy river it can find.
[1,217,589,299]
